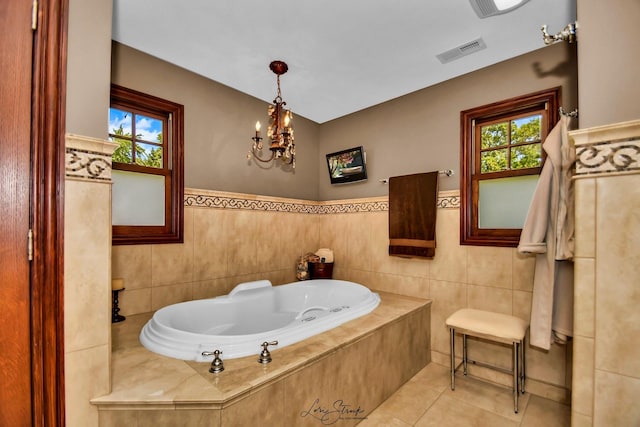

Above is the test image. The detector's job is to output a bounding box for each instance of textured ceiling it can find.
[112,0,576,123]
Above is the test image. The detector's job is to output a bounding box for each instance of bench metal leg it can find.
[521,336,526,394]
[513,342,519,413]
[462,334,468,376]
[449,324,527,414]
[449,328,456,390]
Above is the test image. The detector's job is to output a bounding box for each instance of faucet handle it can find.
[258,341,278,364]
[201,349,224,373]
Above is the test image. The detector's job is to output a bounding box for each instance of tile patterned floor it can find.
[360,363,571,427]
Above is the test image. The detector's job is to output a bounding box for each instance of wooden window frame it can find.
[460,87,561,247]
[110,84,184,245]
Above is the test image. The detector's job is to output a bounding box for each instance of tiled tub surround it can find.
[93,292,431,426]
[570,119,640,426]
[112,188,572,405]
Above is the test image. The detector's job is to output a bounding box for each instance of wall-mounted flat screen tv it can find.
[326,146,367,184]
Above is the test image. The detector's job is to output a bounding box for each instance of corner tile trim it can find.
[65,134,118,181]
[65,148,112,181]
[570,119,640,178]
[575,138,640,176]
[184,189,460,214]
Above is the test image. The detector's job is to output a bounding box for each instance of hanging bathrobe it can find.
[518,115,575,350]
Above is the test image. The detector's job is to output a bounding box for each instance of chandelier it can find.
[248,60,295,168]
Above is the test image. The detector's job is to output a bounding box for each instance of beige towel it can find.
[518,115,574,349]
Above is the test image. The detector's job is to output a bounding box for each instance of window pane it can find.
[478,175,539,229]
[112,139,133,164]
[481,148,508,173]
[511,114,541,144]
[481,122,508,148]
[112,170,165,226]
[511,144,542,170]
[109,108,134,164]
[135,114,163,143]
[109,108,132,137]
[135,142,163,168]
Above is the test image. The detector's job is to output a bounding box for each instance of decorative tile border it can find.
[184,194,322,213]
[571,119,640,178]
[185,189,460,214]
[438,193,461,209]
[65,148,113,181]
[575,138,640,176]
[319,200,389,214]
[65,134,118,182]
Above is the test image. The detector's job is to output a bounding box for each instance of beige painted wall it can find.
[110,40,576,202]
[65,0,112,137]
[577,0,640,128]
[317,42,578,200]
[111,43,321,200]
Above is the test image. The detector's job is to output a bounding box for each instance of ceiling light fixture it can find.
[248,60,295,169]
[469,0,529,18]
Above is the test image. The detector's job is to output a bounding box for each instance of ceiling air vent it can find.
[436,38,486,64]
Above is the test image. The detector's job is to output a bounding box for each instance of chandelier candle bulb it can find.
[112,278,124,291]
[111,279,126,323]
[255,121,261,137]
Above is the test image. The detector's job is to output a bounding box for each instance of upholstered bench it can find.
[445,308,529,413]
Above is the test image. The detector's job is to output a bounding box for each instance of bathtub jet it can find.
[139,279,381,361]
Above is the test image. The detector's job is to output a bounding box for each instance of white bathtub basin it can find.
[139,279,380,361]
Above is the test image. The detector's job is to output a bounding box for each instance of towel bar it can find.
[380,169,454,184]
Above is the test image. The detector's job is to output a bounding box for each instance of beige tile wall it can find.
[570,120,640,426]
[113,189,571,402]
[316,201,570,402]
[113,206,319,315]
[64,135,117,427]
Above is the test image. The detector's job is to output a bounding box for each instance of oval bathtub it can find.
[140,279,380,361]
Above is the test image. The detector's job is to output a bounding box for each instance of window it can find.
[109,84,184,245]
[460,87,560,246]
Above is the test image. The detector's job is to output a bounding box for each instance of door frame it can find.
[31,0,68,424]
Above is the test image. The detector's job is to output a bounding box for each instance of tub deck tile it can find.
[93,291,431,411]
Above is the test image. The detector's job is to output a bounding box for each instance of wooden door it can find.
[0,1,36,425]
[1,0,68,425]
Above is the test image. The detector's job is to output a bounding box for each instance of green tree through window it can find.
[109,109,164,168]
[479,114,542,174]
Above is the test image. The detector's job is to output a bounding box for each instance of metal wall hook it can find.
[201,349,224,373]
[258,341,278,364]
[559,107,578,118]
[541,22,577,45]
